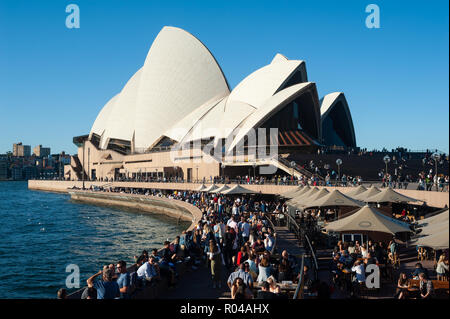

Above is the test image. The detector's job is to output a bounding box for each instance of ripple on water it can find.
[0,182,187,298]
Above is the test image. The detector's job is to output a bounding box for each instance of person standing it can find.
[208,241,223,289]
[116,260,131,299]
[86,267,120,299]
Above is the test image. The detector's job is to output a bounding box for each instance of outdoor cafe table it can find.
[254,281,298,292]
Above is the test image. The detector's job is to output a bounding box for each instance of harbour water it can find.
[0,181,189,298]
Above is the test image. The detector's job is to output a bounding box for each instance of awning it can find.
[288,187,319,206]
[280,185,304,198]
[203,184,218,192]
[345,185,368,198]
[351,186,381,201]
[418,210,449,227]
[302,189,365,210]
[411,228,449,250]
[299,188,330,207]
[196,184,207,191]
[222,184,255,195]
[210,184,230,194]
[365,187,419,203]
[325,205,412,235]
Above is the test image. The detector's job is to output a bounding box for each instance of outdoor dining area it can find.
[280,184,449,298]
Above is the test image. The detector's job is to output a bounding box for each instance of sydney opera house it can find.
[66,26,357,182]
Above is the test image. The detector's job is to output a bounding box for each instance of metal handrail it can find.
[304,234,318,281]
[293,254,305,299]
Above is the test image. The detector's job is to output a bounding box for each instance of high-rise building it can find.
[13,142,31,157]
[33,145,51,157]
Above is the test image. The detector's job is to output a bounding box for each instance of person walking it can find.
[208,241,223,289]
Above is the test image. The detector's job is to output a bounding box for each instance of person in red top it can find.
[236,246,249,266]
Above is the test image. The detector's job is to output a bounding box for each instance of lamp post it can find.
[336,158,342,185]
[290,161,296,185]
[432,152,440,191]
[383,155,391,175]
[195,165,199,183]
[252,162,257,180]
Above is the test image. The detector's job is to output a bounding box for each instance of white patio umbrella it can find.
[325,205,412,235]
[221,184,255,195]
[365,187,420,203]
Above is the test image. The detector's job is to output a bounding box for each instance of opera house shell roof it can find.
[89,26,356,155]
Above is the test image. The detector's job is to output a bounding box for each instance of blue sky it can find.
[0,0,448,154]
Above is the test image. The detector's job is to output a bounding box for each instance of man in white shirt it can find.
[351,260,366,283]
[137,256,160,286]
[240,218,251,243]
[227,215,238,233]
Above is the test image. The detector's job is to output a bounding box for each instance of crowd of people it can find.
[59,187,313,300]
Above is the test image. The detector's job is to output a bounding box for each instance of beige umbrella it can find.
[221,184,255,195]
[412,228,449,250]
[352,186,381,201]
[299,188,330,207]
[416,220,449,237]
[418,210,449,227]
[302,189,365,210]
[289,187,320,205]
[325,205,412,235]
[345,185,368,198]
[280,185,304,198]
[203,184,218,192]
[365,187,419,203]
[196,184,207,191]
[285,185,311,200]
[210,184,230,193]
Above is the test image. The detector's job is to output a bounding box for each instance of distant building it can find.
[13,142,31,157]
[0,157,8,180]
[11,167,23,180]
[33,145,51,158]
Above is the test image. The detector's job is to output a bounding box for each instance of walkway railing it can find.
[293,254,305,299]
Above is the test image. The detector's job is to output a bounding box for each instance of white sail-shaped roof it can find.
[227,82,320,153]
[90,94,119,137]
[100,68,143,149]
[320,92,356,147]
[228,59,306,109]
[134,26,230,149]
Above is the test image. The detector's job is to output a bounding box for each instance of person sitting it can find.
[231,277,254,299]
[364,252,377,266]
[395,273,410,299]
[411,263,429,279]
[264,233,275,252]
[419,273,434,299]
[86,267,120,299]
[57,288,67,299]
[81,287,97,299]
[256,281,275,299]
[257,257,272,283]
[227,263,253,290]
[137,255,160,287]
[158,241,178,287]
[273,284,289,299]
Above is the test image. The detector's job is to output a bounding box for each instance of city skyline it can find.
[0,0,448,154]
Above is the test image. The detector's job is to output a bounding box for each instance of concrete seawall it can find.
[29,180,449,208]
[69,190,202,232]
